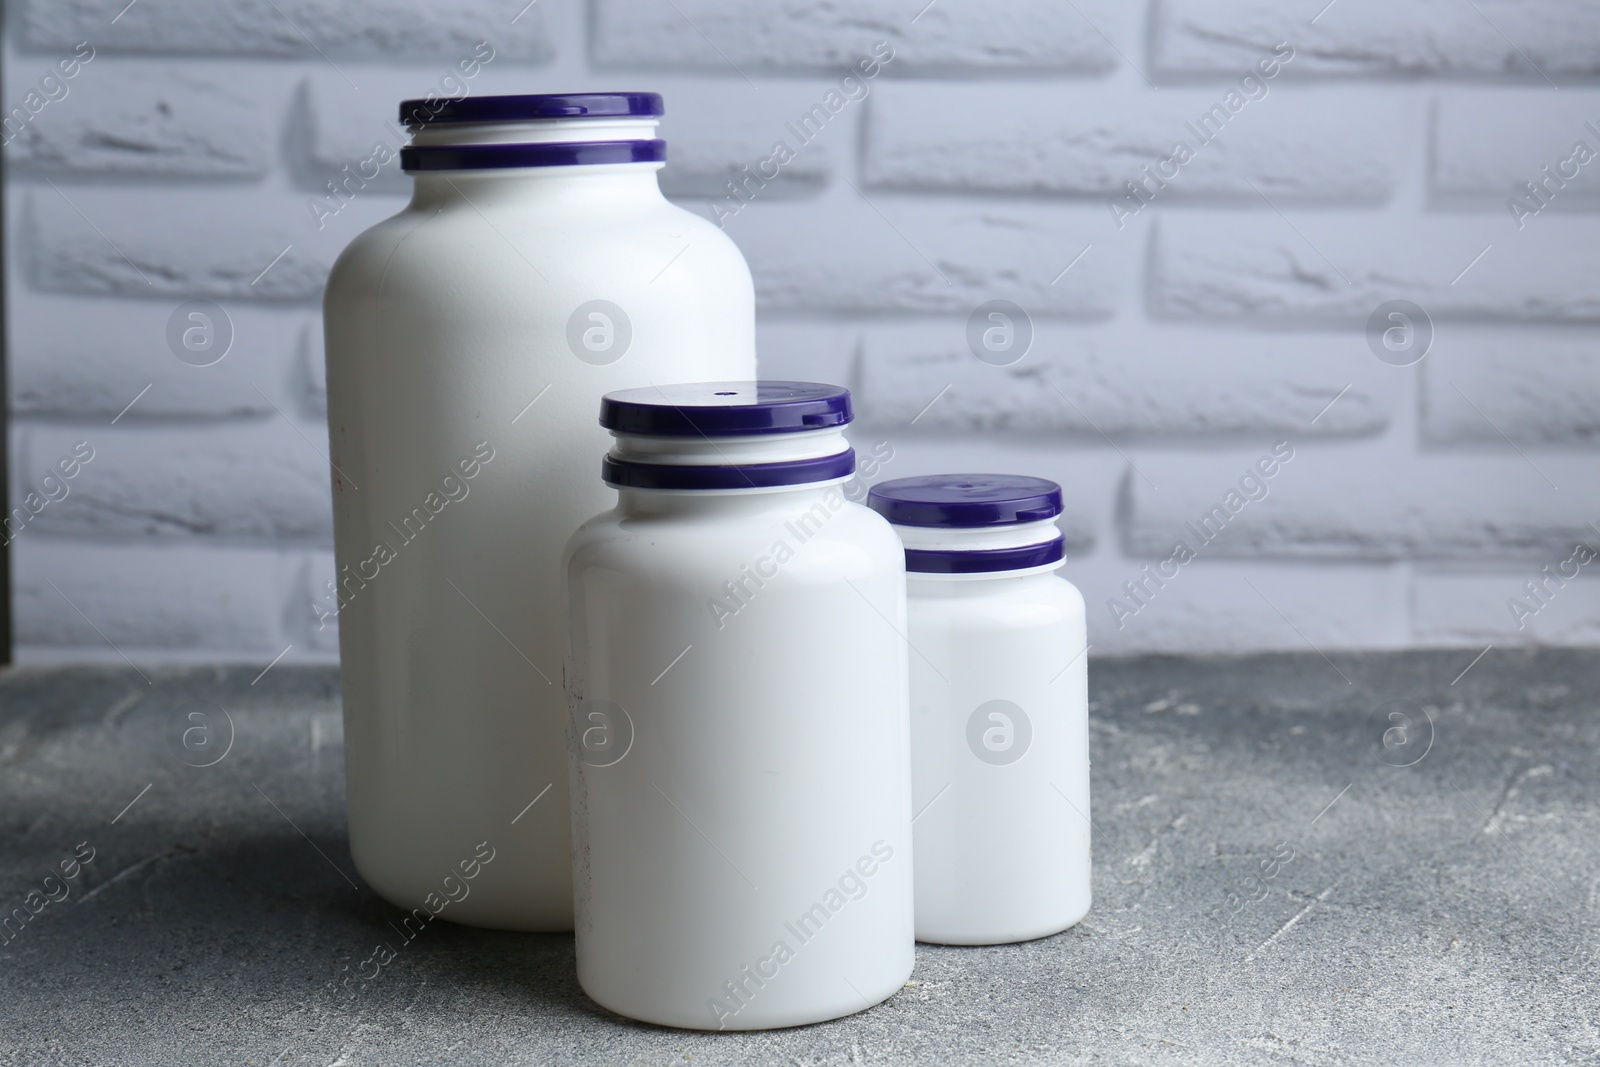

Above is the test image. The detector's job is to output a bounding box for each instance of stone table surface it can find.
[1,650,1596,1066]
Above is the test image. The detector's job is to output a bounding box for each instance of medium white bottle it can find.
[866,475,1090,945]
[564,382,914,1030]
[323,94,756,930]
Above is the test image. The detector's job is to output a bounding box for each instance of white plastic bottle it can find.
[866,475,1090,945]
[323,94,756,930]
[564,382,914,1030]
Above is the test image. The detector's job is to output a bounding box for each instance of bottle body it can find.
[323,131,756,926]
[565,480,915,1029]
[865,474,1090,946]
[905,570,1090,944]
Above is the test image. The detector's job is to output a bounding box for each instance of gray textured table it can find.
[2,650,1595,1065]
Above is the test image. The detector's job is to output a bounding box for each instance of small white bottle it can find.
[564,382,914,1030]
[866,475,1090,945]
[323,93,756,930]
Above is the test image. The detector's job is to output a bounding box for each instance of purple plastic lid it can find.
[599,382,853,438]
[867,474,1063,528]
[400,92,663,126]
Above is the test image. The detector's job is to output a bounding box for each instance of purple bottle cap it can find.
[599,382,852,438]
[399,93,667,172]
[599,382,855,491]
[869,474,1065,573]
[866,474,1063,528]
[399,92,663,126]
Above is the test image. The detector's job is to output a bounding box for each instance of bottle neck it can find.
[409,164,666,210]
[617,480,843,519]
[404,116,667,209]
[608,427,855,503]
[894,518,1066,583]
[611,426,849,467]
[408,117,660,148]
[908,570,1064,596]
[894,517,1061,553]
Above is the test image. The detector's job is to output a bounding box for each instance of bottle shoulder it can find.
[1051,573,1087,613]
[565,496,900,578]
[326,194,752,307]
[323,208,419,305]
[907,572,1086,631]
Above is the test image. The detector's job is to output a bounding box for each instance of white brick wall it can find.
[1151,0,1600,78]
[8,0,1599,664]
[864,84,1400,201]
[591,0,1122,75]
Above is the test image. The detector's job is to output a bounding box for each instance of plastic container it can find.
[564,382,914,1029]
[867,474,1090,945]
[323,93,756,930]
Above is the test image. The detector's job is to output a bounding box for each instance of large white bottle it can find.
[322,93,757,930]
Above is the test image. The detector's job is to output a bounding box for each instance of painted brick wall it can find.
[8,0,1600,667]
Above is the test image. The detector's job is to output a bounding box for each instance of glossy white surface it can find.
[564,464,915,1029]
[322,121,756,930]
[902,552,1091,946]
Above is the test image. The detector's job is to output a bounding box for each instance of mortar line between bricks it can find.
[1447,382,1559,491]
[250,244,293,286]
[110,383,152,425]
[1309,383,1351,425]
[1461,0,1559,89]
[909,383,952,424]
[841,177,950,284]
[1046,381,1158,490]
[662,0,758,89]
[1450,243,1493,286]
[1061,0,1156,87]
[1051,244,1092,284]
[267,1,358,90]
[43,178,152,286]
